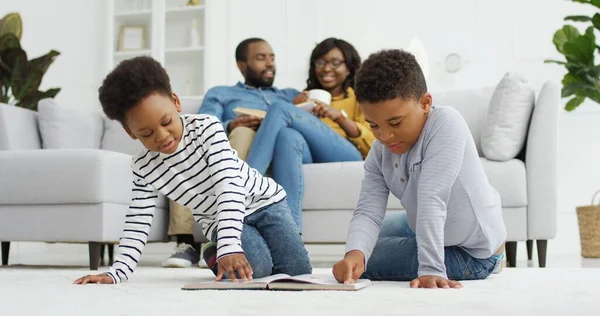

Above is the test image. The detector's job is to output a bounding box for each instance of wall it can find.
[1,0,598,258]
[0,0,108,111]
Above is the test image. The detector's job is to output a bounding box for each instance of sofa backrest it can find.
[0,103,42,150]
[431,87,495,156]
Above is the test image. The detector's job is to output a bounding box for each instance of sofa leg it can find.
[537,240,548,268]
[1,242,9,265]
[526,240,534,261]
[108,244,115,266]
[506,241,517,268]
[88,242,102,271]
[100,244,105,266]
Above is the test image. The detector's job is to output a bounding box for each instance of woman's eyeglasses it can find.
[314,59,345,69]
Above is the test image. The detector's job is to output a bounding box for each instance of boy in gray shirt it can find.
[333,49,506,289]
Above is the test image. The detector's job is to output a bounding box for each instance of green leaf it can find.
[0,33,20,50]
[553,25,581,54]
[562,26,596,65]
[572,0,600,9]
[565,15,592,22]
[16,88,60,111]
[565,95,585,111]
[592,13,600,31]
[24,50,60,93]
[0,47,27,96]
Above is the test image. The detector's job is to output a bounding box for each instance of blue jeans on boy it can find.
[212,199,312,279]
[361,212,498,281]
[246,101,363,228]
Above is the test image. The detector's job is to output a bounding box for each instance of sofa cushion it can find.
[480,158,527,207]
[481,73,535,161]
[302,162,403,210]
[37,99,104,149]
[101,117,142,156]
[0,149,167,208]
[302,159,526,210]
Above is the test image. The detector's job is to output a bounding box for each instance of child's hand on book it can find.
[332,250,365,284]
[73,273,114,285]
[216,253,254,281]
[409,275,463,289]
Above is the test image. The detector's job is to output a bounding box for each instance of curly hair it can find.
[306,38,361,97]
[354,49,427,104]
[98,56,172,123]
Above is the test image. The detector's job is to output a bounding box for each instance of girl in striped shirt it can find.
[75,56,311,284]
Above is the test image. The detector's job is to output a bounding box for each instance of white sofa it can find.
[0,77,560,269]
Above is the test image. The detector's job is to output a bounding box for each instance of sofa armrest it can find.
[0,103,42,150]
[525,81,560,240]
[0,149,165,207]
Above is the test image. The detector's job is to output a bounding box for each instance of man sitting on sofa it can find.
[162,37,301,268]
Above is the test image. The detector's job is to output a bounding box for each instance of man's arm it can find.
[198,89,231,133]
[281,88,301,103]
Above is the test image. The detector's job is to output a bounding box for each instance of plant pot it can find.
[576,190,600,258]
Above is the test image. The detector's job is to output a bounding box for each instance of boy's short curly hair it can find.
[355,49,427,104]
[99,56,172,123]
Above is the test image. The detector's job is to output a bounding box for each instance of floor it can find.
[2,265,600,316]
[2,212,599,315]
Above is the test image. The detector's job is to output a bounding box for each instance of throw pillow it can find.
[481,72,535,161]
[37,98,104,149]
[101,117,142,156]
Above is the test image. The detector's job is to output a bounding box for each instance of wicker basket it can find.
[576,191,600,258]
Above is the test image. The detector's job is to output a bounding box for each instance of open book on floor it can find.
[182,273,372,291]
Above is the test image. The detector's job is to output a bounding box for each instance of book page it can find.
[181,274,290,290]
[233,108,266,119]
[267,277,372,291]
[276,274,349,285]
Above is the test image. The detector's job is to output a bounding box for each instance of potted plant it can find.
[547,0,600,258]
[0,12,61,111]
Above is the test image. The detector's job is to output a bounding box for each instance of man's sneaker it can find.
[161,243,199,268]
[201,242,218,275]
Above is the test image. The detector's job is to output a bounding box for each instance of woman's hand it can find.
[293,91,309,105]
[312,102,342,121]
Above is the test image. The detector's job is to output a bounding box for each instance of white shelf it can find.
[114,10,152,19]
[166,5,204,20]
[114,49,152,57]
[166,46,204,54]
[166,5,204,14]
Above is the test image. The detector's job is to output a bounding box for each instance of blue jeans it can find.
[246,101,363,228]
[361,212,498,281]
[213,199,312,279]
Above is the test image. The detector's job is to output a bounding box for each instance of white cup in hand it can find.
[307,89,332,106]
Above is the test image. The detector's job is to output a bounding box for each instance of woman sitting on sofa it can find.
[245,38,375,229]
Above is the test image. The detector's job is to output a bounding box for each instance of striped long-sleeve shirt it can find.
[106,114,286,283]
[345,106,506,278]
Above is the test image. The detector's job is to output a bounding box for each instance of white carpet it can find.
[0,266,599,315]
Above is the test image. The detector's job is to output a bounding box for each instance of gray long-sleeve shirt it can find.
[345,106,507,278]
